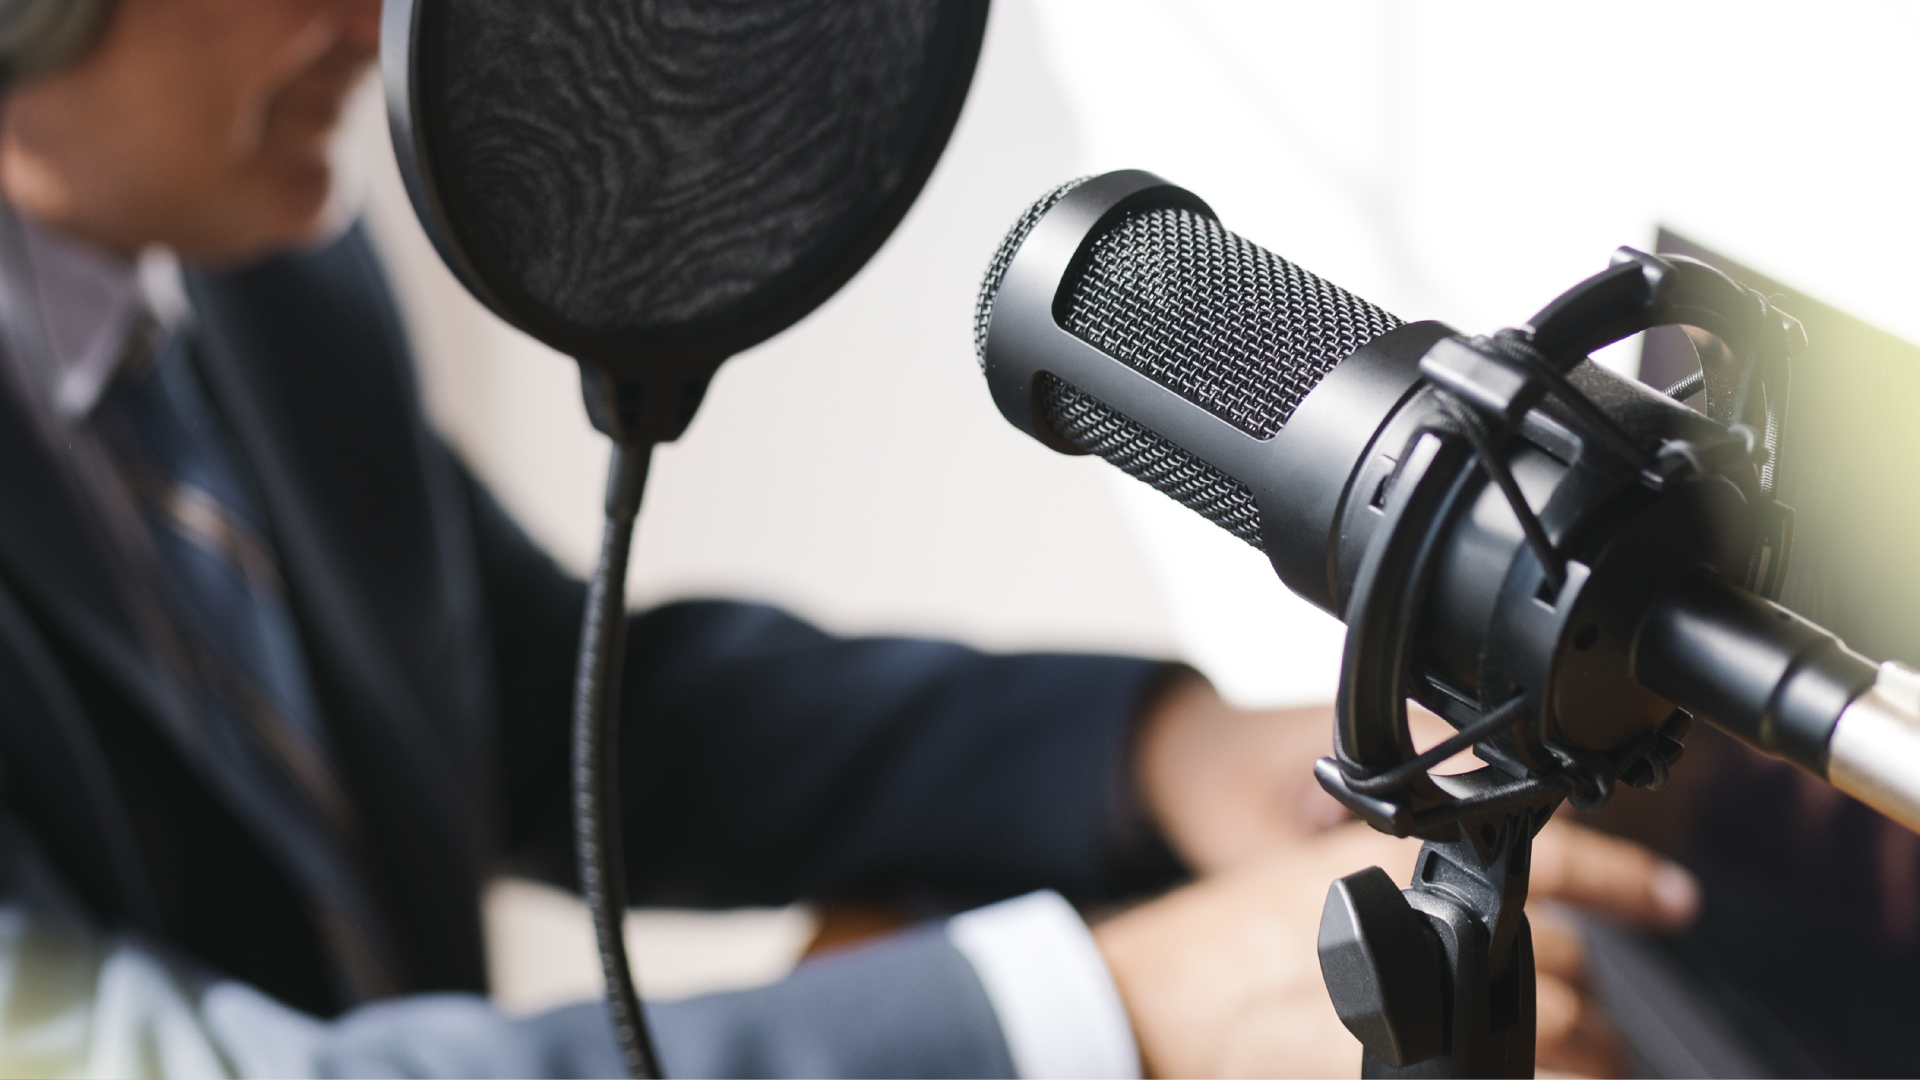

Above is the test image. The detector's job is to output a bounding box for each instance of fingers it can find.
[1533,912,1622,1078]
[1317,820,1424,884]
[1094,824,1424,1078]
[1530,820,1699,931]
[1133,678,1354,873]
[1530,914,1588,989]
[1536,971,1627,1079]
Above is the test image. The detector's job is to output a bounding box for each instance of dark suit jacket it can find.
[0,225,1180,1020]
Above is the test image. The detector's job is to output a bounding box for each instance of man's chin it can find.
[281,136,375,257]
[185,166,340,266]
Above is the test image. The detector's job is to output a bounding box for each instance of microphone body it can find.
[978,168,1920,839]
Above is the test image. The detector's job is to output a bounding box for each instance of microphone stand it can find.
[1311,251,1798,1077]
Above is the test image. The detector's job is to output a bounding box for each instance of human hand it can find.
[1092,819,1698,1078]
[1132,672,1352,873]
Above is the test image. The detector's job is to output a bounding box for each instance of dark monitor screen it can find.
[1623,231,1920,1077]
[1642,230,1920,669]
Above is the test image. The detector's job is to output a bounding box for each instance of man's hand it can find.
[1092,820,1699,1079]
[1133,672,1352,873]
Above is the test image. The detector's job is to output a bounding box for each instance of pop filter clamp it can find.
[1314,250,1804,1077]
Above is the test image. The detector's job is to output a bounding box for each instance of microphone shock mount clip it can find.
[1315,247,1802,1077]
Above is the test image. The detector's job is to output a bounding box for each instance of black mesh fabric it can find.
[973,176,1089,364]
[1037,375,1267,549]
[438,0,960,336]
[1064,206,1402,438]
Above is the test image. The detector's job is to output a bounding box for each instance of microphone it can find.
[976,169,1920,835]
[978,170,1920,1073]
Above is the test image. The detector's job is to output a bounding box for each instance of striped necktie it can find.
[92,327,401,1002]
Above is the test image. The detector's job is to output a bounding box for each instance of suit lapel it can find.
[0,361,200,750]
[184,257,478,856]
[184,230,492,993]
[0,569,160,929]
[0,221,492,996]
[0,328,302,939]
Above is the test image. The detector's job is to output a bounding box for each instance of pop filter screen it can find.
[388,0,988,375]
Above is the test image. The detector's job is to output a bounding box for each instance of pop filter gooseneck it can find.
[382,3,990,1075]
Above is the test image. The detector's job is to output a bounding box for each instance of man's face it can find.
[0,0,382,265]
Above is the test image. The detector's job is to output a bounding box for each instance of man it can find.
[0,0,1697,1076]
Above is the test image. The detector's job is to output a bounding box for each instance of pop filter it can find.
[381,4,989,1075]
[385,0,988,443]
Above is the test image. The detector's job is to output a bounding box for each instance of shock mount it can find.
[1313,248,1804,1077]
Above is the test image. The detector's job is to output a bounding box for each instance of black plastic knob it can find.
[1318,866,1447,1068]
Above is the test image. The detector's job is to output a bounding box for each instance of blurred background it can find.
[341,0,1920,1013]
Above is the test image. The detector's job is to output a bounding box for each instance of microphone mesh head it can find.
[1038,374,1266,545]
[978,182,1401,552]
[1064,206,1402,439]
[974,176,1090,365]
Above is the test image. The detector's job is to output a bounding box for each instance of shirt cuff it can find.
[946,891,1141,1080]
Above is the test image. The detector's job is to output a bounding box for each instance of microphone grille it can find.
[978,178,1402,554]
[1038,374,1266,548]
[974,176,1091,365]
[1064,206,1401,438]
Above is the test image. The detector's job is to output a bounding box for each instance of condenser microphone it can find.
[976,169,1920,840]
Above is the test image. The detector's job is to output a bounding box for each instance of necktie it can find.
[92,327,400,1002]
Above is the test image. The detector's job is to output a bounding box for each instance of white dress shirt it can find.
[7,212,188,420]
